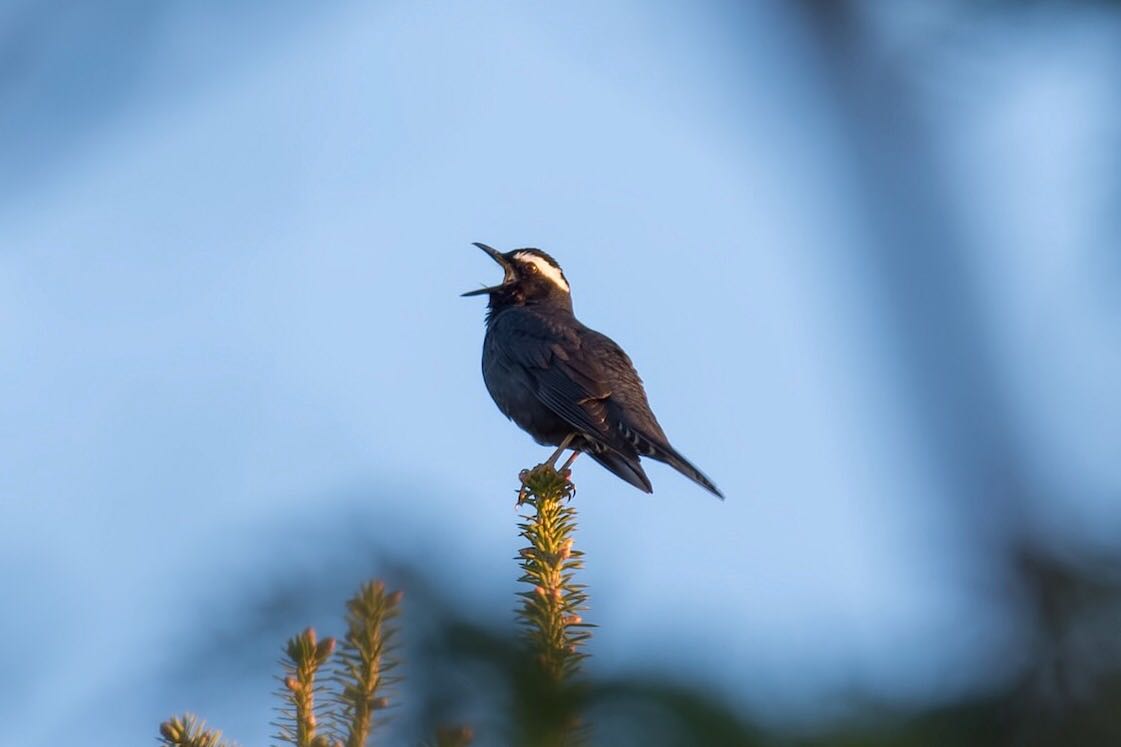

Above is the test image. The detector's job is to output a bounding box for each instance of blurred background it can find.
[2,1,1120,744]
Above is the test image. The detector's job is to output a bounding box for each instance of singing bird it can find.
[463,243,722,498]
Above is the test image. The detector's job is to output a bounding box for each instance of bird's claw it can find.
[516,463,576,506]
[516,469,532,506]
[560,469,576,500]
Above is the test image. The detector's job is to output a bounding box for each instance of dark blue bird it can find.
[463,243,723,498]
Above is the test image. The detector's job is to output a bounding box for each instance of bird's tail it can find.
[646,441,724,499]
[586,449,653,494]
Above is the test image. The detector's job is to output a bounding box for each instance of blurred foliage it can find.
[275,626,336,746]
[161,536,1121,746]
[165,583,400,747]
[332,581,403,747]
[158,461,1121,745]
[159,714,235,747]
[409,541,1121,746]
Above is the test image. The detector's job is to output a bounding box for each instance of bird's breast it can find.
[480,328,572,447]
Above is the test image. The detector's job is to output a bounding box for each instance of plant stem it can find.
[517,463,592,683]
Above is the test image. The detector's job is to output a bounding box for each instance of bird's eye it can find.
[527,265,538,273]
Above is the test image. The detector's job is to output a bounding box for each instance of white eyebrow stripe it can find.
[514,252,569,292]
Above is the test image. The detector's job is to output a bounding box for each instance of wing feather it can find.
[490,310,626,451]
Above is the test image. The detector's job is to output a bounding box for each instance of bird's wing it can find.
[490,310,724,498]
[568,329,724,499]
[490,311,624,449]
[571,331,666,424]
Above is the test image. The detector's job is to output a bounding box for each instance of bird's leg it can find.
[517,434,578,505]
[559,450,581,476]
[544,433,577,469]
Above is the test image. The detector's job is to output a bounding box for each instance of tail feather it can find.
[586,449,653,494]
[613,419,724,499]
[647,441,724,499]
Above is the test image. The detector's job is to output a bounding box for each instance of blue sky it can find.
[1,1,1119,744]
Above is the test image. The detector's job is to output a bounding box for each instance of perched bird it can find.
[463,242,723,498]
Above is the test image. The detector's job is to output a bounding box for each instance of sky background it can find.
[2,1,1119,744]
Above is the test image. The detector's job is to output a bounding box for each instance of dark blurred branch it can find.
[794,0,1024,497]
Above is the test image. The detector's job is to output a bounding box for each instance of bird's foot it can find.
[517,462,576,506]
[516,468,532,505]
[560,470,577,502]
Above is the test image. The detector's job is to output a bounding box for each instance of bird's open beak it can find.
[461,242,514,297]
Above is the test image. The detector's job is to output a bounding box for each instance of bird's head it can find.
[461,243,572,312]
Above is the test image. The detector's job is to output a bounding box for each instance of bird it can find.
[462,242,723,498]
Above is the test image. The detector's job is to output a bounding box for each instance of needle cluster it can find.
[516,464,592,682]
